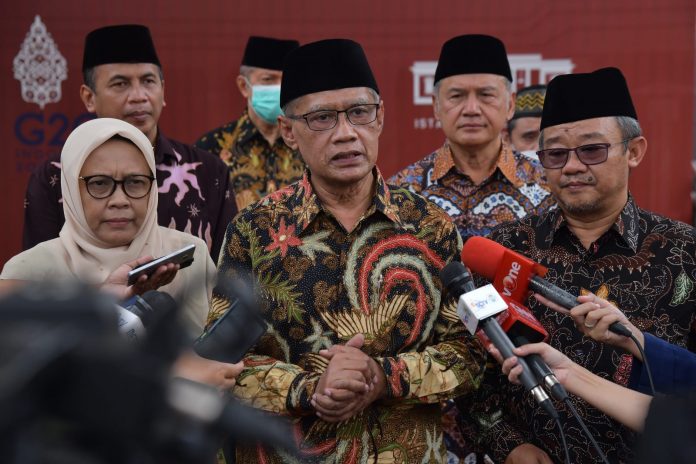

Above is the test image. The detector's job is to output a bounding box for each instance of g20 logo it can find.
[14,112,94,146]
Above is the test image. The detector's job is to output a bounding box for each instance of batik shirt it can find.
[22,129,236,262]
[460,195,696,463]
[211,169,487,463]
[388,141,555,242]
[195,110,305,210]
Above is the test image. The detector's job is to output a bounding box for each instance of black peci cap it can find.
[540,67,637,130]
[434,34,512,84]
[241,36,300,71]
[280,38,379,108]
[83,24,160,71]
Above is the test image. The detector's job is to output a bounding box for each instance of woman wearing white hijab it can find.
[2,117,213,336]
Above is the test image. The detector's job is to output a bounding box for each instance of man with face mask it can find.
[196,36,304,210]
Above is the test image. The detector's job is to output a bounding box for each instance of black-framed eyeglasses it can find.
[79,174,155,199]
[286,103,380,131]
[536,139,633,169]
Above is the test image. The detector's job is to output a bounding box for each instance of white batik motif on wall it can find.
[13,15,67,109]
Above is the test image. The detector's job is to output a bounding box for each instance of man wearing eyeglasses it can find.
[22,25,237,262]
[209,39,486,463]
[463,67,696,463]
[389,35,555,242]
[195,36,305,210]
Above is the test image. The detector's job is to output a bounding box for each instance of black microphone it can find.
[462,236,632,337]
[440,262,558,419]
[194,277,267,363]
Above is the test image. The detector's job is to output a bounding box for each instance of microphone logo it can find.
[502,261,522,297]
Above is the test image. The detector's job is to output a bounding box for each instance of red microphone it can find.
[462,236,632,337]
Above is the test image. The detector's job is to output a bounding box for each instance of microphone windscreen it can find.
[462,236,506,279]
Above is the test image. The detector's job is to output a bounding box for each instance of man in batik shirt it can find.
[462,68,696,463]
[210,38,487,463]
[389,35,554,242]
[23,25,236,261]
[196,36,305,210]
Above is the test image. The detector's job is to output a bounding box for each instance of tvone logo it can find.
[502,262,522,297]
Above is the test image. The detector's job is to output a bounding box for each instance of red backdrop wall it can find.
[1,0,694,267]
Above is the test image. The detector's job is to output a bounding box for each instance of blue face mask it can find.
[249,84,282,124]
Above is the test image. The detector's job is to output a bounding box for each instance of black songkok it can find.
[540,67,637,130]
[434,34,512,84]
[241,36,300,71]
[83,24,160,71]
[280,39,379,108]
[512,85,546,120]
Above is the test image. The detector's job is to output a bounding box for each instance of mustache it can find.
[559,175,595,187]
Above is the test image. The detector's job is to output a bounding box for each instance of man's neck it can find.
[449,137,502,185]
[146,126,158,146]
[312,172,376,233]
[563,197,627,249]
[247,109,280,146]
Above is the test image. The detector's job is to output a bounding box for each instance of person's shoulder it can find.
[164,136,227,168]
[1,239,64,279]
[195,120,239,145]
[638,207,696,241]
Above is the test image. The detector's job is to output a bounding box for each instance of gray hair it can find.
[538,116,642,150]
[282,87,381,117]
[83,65,164,91]
[239,65,255,79]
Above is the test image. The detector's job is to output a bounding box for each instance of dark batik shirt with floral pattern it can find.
[458,195,696,463]
[210,169,487,463]
[388,141,555,242]
[195,110,305,210]
[22,129,236,262]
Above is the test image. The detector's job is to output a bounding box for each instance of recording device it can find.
[194,277,266,364]
[440,262,558,419]
[116,290,173,341]
[461,236,632,337]
[0,281,294,464]
[127,244,196,286]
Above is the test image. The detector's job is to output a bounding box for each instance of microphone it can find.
[440,262,558,419]
[194,277,267,364]
[499,297,568,401]
[116,290,178,340]
[462,236,632,337]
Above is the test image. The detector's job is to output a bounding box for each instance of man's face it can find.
[509,116,542,152]
[433,74,514,150]
[80,63,165,144]
[279,87,383,189]
[542,116,645,219]
[237,67,283,99]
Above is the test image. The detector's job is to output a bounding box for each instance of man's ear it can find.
[279,116,298,150]
[79,84,97,113]
[627,136,647,169]
[506,91,516,121]
[161,79,166,108]
[236,75,251,100]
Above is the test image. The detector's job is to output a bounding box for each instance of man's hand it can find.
[505,443,553,464]
[101,255,179,300]
[312,334,386,422]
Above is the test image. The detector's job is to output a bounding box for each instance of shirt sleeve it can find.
[23,160,64,250]
[201,149,237,264]
[207,216,318,417]
[629,332,696,395]
[375,229,488,403]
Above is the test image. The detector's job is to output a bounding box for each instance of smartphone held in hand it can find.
[127,244,196,286]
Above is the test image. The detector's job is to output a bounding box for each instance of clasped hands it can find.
[312,333,387,423]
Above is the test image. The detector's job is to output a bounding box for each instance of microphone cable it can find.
[563,396,610,464]
[553,415,571,464]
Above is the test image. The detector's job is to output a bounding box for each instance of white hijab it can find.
[3,118,216,335]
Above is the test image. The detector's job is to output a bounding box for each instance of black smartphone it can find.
[127,244,196,286]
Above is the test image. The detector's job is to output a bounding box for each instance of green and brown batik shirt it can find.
[195,110,305,210]
[210,169,487,463]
